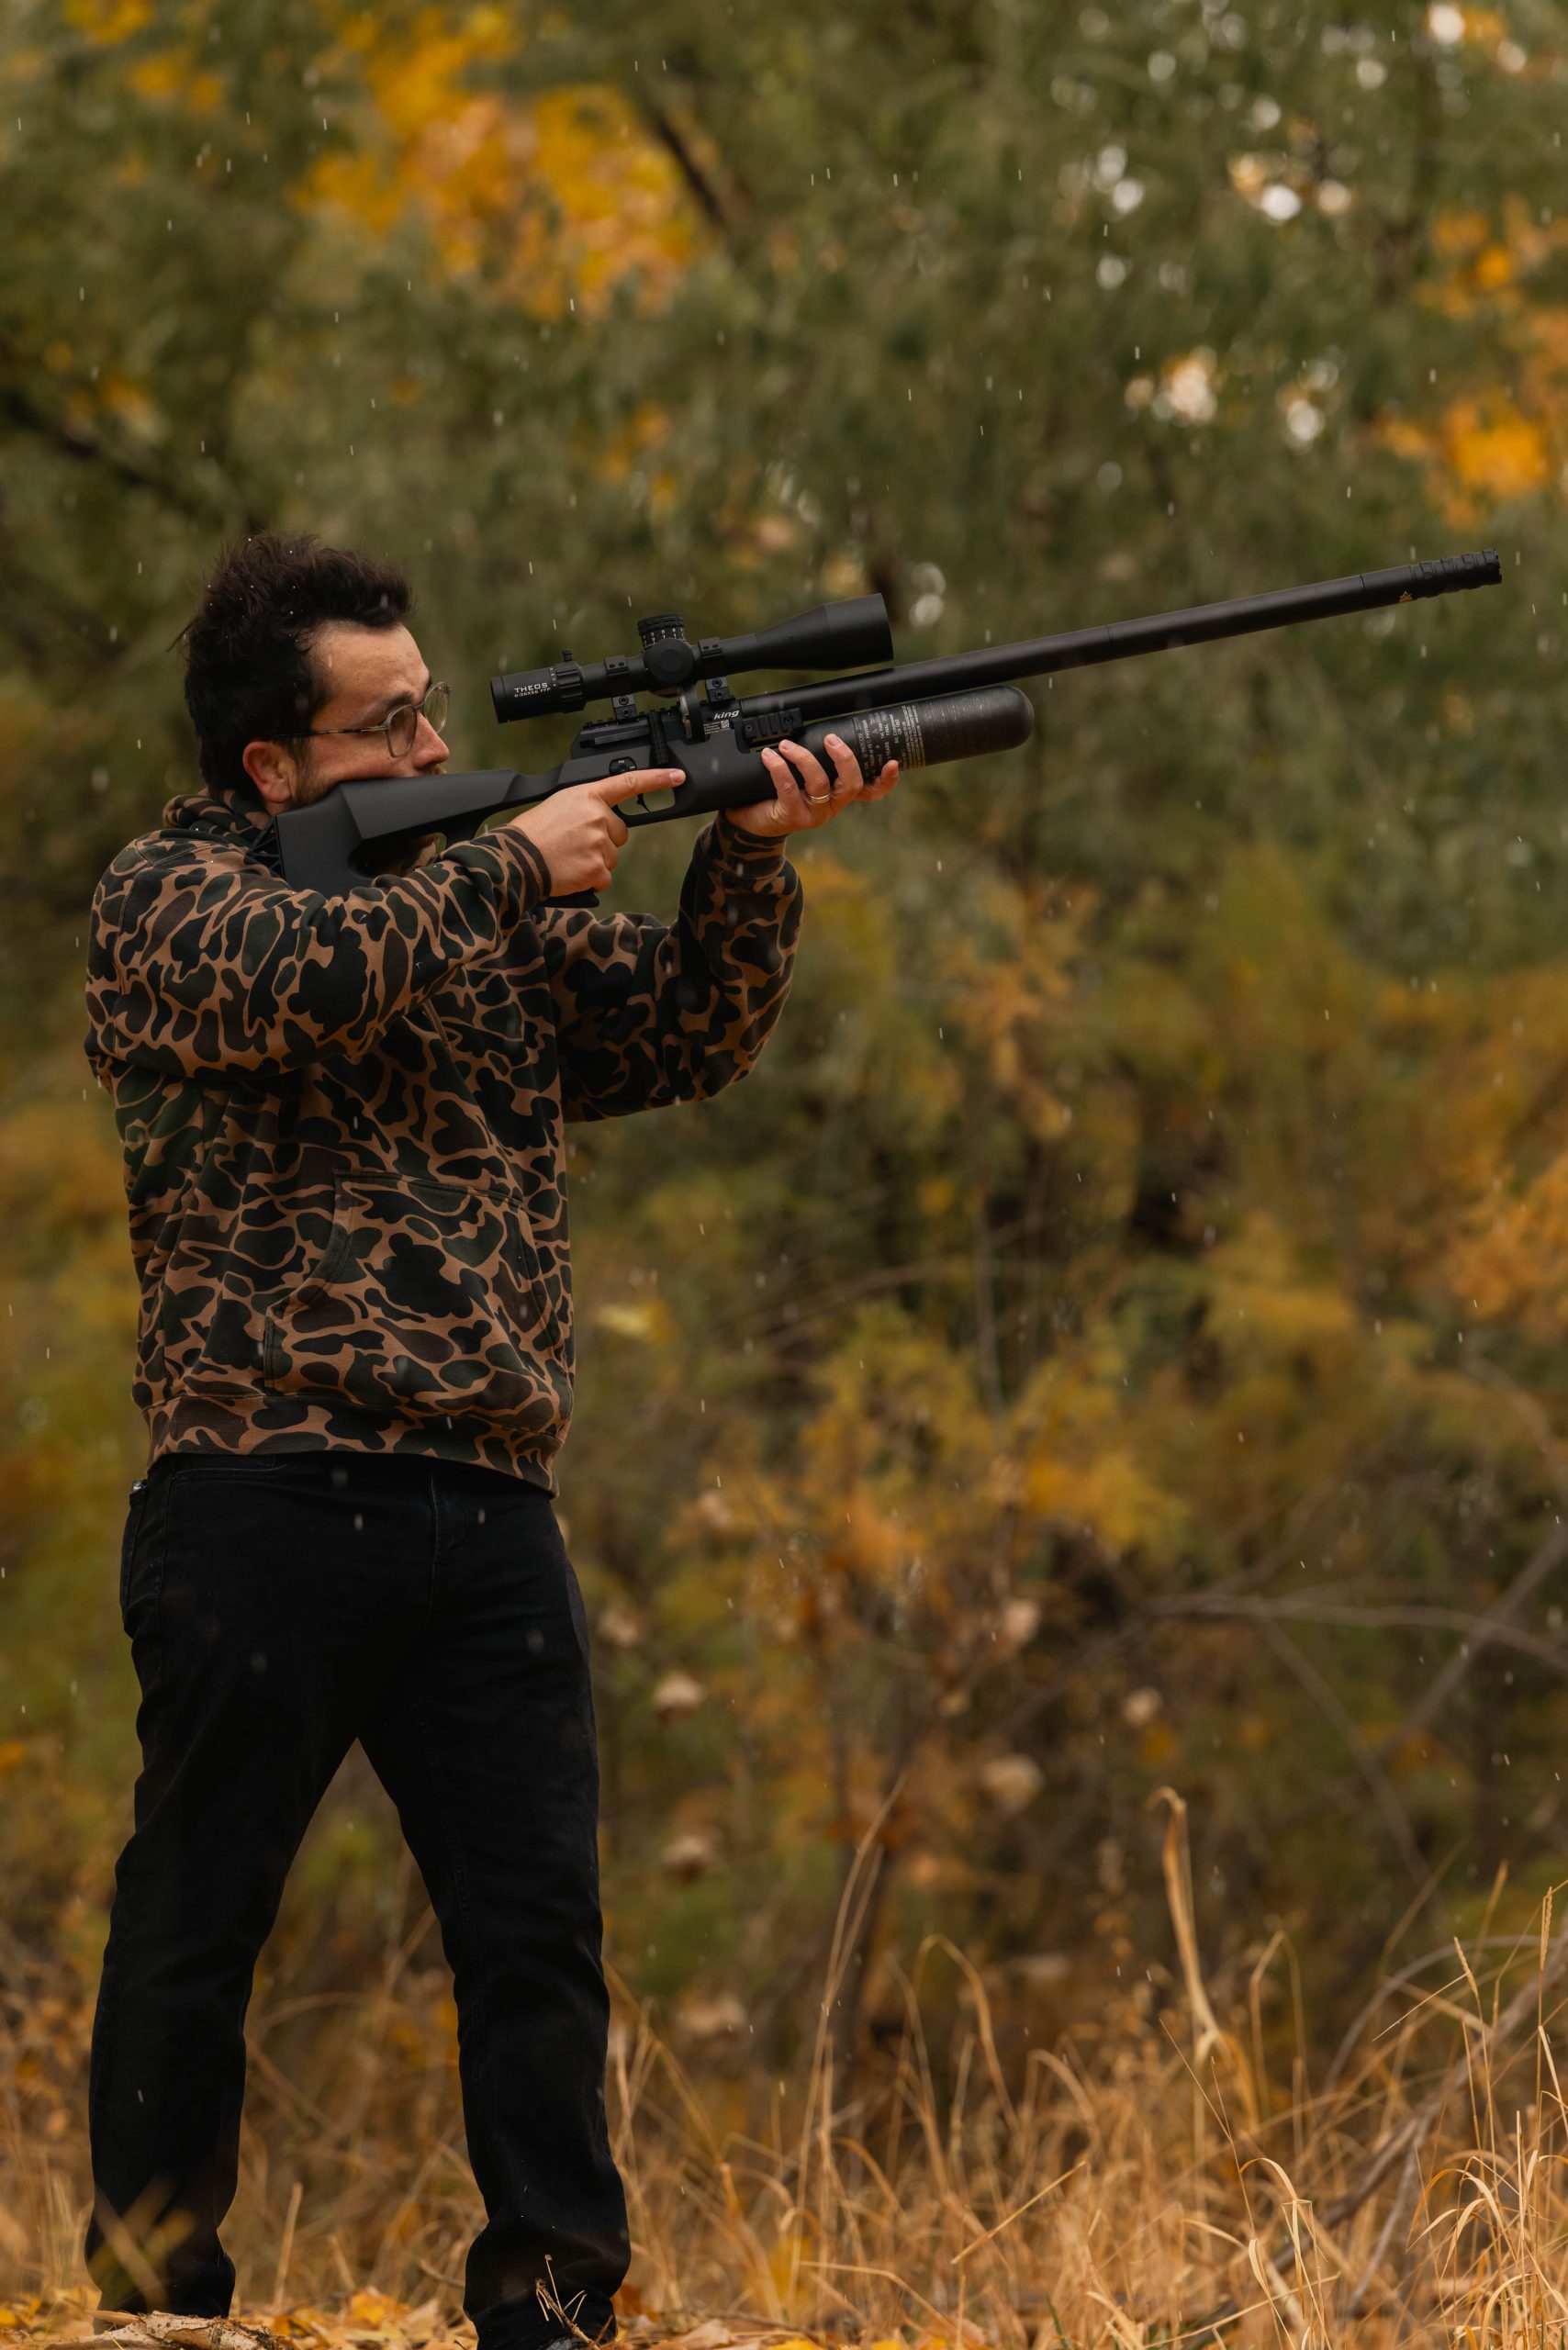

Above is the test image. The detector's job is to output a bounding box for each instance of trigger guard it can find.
[623,789,682,828]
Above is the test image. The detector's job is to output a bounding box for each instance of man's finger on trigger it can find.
[591,766,686,803]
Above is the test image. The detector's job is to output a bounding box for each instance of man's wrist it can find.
[715,810,786,856]
[445,822,552,915]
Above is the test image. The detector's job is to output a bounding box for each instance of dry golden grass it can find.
[5,1815,1568,2350]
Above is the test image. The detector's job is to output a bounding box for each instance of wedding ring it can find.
[806,789,833,803]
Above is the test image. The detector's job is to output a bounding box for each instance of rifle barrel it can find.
[741,550,1503,726]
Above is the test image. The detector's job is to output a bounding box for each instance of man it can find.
[81,532,898,2348]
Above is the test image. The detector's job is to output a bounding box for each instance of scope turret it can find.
[490,593,895,722]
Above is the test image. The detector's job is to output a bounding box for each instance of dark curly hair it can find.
[180,532,413,800]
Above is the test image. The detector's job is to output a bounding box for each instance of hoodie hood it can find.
[157,780,452,882]
[160,782,283,871]
[160,780,273,839]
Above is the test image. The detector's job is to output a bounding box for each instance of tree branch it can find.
[1252,1615,1434,1897]
[0,378,219,525]
[640,96,738,236]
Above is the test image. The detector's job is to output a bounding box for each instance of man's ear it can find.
[241,738,300,812]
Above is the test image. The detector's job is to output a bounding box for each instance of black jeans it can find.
[85,1451,627,2350]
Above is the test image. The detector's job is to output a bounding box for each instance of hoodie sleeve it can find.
[543,814,802,1122]
[86,827,552,1080]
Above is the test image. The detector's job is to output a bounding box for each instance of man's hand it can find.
[502,767,683,897]
[724,733,901,840]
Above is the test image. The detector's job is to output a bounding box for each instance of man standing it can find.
[82,533,897,2348]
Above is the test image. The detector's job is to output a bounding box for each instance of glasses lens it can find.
[385,686,447,759]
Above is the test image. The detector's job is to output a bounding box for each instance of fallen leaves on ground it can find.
[0,2300,950,2350]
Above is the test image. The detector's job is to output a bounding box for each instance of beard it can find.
[288,745,339,808]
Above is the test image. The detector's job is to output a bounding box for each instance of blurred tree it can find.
[3,0,1568,2104]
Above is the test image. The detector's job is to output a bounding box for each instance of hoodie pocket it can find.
[262,1173,570,1437]
[133,1177,255,1405]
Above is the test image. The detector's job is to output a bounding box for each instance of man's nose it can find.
[414,716,449,767]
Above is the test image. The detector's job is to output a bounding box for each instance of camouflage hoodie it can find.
[83,783,801,1489]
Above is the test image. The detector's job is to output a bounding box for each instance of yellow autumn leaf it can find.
[100,372,162,440]
[1449,1152,1568,1332]
[1447,396,1549,496]
[788,847,864,901]
[127,51,182,96]
[822,1489,914,1589]
[767,2225,814,2296]
[599,400,672,481]
[293,19,700,317]
[1208,1257,1358,1358]
[596,1298,675,1344]
[1377,416,1437,466]
[822,548,870,598]
[342,2288,408,2327]
[1022,1449,1186,1560]
[1434,209,1490,257]
[125,49,222,106]
[63,0,151,39]
[1140,1720,1179,1766]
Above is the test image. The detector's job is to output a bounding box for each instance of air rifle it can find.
[273,549,1503,900]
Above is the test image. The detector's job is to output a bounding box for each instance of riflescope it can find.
[490,596,895,722]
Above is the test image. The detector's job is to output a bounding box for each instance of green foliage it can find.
[6,0,1568,2079]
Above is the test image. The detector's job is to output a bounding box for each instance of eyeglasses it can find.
[308,681,450,761]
